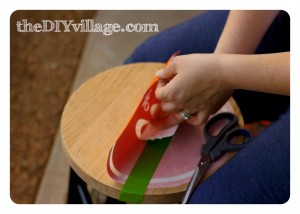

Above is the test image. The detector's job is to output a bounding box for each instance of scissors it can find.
[181,112,252,204]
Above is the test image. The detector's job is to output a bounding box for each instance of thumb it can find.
[155,62,177,80]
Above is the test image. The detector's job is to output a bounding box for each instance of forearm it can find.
[219,52,290,95]
[215,10,279,54]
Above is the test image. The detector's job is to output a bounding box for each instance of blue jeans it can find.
[125,11,290,203]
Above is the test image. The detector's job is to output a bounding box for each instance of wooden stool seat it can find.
[61,63,244,203]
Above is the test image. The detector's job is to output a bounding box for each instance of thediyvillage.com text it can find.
[16,19,159,36]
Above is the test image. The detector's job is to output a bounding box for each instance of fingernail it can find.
[156,69,163,77]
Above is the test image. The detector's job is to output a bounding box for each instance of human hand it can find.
[155,54,233,129]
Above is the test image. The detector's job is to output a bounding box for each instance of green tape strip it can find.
[119,137,172,203]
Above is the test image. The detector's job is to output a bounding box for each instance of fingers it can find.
[154,55,211,128]
[156,110,209,131]
[155,60,179,102]
[156,80,175,112]
[156,60,177,80]
[186,111,209,126]
[156,113,183,131]
[160,102,178,113]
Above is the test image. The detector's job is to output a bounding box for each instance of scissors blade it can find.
[181,155,211,204]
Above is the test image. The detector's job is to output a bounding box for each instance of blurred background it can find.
[10,10,202,204]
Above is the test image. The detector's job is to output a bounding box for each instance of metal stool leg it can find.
[67,168,126,204]
[67,168,92,204]
[106,196,126,204]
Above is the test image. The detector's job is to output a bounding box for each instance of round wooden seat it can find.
[61,63,244,203]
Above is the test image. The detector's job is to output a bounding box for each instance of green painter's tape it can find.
[119,137,172,203]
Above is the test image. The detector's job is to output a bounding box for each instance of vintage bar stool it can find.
[60,63,244,204]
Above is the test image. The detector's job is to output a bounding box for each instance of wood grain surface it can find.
[61,63,243,203]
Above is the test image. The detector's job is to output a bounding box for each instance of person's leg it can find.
[188,108,290,204]
[126,10,290,64]
[125,10,229,63]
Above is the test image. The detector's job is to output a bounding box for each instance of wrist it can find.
[215,54,236,91]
